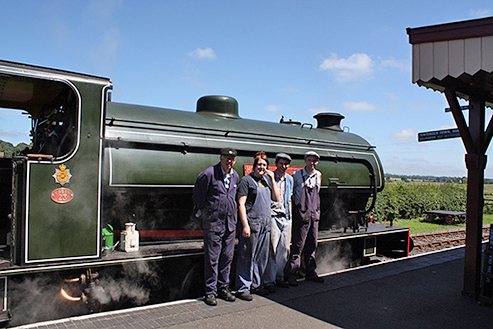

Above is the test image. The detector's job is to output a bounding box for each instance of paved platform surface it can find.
[11,246,493,329]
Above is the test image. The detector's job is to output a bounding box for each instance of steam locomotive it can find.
[0,60,410,325]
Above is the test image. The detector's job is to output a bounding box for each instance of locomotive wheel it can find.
[179,262,204,299]
[445,215,455,225]
[426,213,434,222]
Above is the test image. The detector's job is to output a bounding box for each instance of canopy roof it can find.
[407,17,493,107]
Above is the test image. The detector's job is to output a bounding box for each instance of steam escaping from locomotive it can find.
[91,262,155,306]
[316,242,354,274]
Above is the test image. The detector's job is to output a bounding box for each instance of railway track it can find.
[410,226,491,255]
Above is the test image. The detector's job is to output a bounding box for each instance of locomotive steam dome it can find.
[196,95,240,119]
[313,112,345,131]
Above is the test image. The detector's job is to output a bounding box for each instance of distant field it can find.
[374,178,493,234]
[391,214,493,235]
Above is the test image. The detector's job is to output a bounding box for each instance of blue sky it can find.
[1,1,493,177]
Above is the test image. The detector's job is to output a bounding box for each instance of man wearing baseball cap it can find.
[264,153,294,290]
[286,150,324,285]
[193,147,239,305]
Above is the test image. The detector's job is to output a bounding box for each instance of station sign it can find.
[418,128,461,142]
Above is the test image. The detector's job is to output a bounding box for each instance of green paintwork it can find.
[1,60,384,265]
[0,59,112,263]
[105,101,384,189]
[23,79,109,262]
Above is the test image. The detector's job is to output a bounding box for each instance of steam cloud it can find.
[8,261,159,327]
[93,261,157,306]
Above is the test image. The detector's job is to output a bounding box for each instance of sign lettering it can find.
[418,128,460,142]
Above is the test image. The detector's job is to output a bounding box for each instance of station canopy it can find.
[407,16,493,108]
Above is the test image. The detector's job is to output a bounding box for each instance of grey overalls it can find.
[236,174,271,292]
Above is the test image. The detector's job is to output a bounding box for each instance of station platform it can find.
[11,246,493,329]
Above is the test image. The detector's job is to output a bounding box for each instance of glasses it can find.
[306,159,318,163]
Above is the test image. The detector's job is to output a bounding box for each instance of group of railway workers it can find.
[193,148,324,306]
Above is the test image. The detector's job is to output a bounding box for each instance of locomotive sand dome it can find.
[0,60,409,325]
[103,95,383,234]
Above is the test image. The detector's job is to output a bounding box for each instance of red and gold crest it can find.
[52,164,72,186]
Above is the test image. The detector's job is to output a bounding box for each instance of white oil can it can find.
[120,222,139,252]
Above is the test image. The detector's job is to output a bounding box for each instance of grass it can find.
[388,214,493,235]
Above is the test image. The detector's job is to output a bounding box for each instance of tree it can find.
[0,140,31,157]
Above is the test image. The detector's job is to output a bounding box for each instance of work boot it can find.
[276,279,289,288]
[306,273,325,283]
[204,294,217,306]
[251,287,270,296]
[236,291,253,301]
[217,286,236,302]
[287,276,299,286]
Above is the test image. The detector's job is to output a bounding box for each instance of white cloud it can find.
[342,101,381,112]
[76,0,125,72]
[319,53,374,81]
[392,128,417,141]
[382,154,467,177]
[266,105,282,112]
[183,63,201,75]
[88,26,124,69]
[385,92,399,101]
[379,57,409,71]
[469,9,493,17]
[189,47,217,60]
[320,53,410,81]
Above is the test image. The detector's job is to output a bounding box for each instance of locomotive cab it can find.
[0,61,112,267]
[0,73,78,262]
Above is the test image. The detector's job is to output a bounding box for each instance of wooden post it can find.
[445,90,487,297]
[463,96,486,297]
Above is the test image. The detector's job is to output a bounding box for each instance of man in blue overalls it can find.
[193,148,239,306]
[287,151,325,286]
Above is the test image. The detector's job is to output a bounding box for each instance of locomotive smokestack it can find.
[313,113,344,132]
[197,95,240,119]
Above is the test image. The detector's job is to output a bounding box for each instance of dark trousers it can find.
[288,216,319,278]
[203,228,235,295]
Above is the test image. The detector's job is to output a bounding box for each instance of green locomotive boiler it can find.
[0,60,410,325]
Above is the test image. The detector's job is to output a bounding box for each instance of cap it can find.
[220,147,238,157]
[275,153,292,162]
[304,151,320,159]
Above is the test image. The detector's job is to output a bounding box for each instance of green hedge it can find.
[370,182,467,222]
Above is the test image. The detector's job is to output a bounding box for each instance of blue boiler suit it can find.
[236,174,271,293]
[193,163,239,296]
[287,169,321,279]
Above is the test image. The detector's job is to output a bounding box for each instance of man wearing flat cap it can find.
[193,147,239,306]
[287,150,325,285]
[265,153,294,290]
